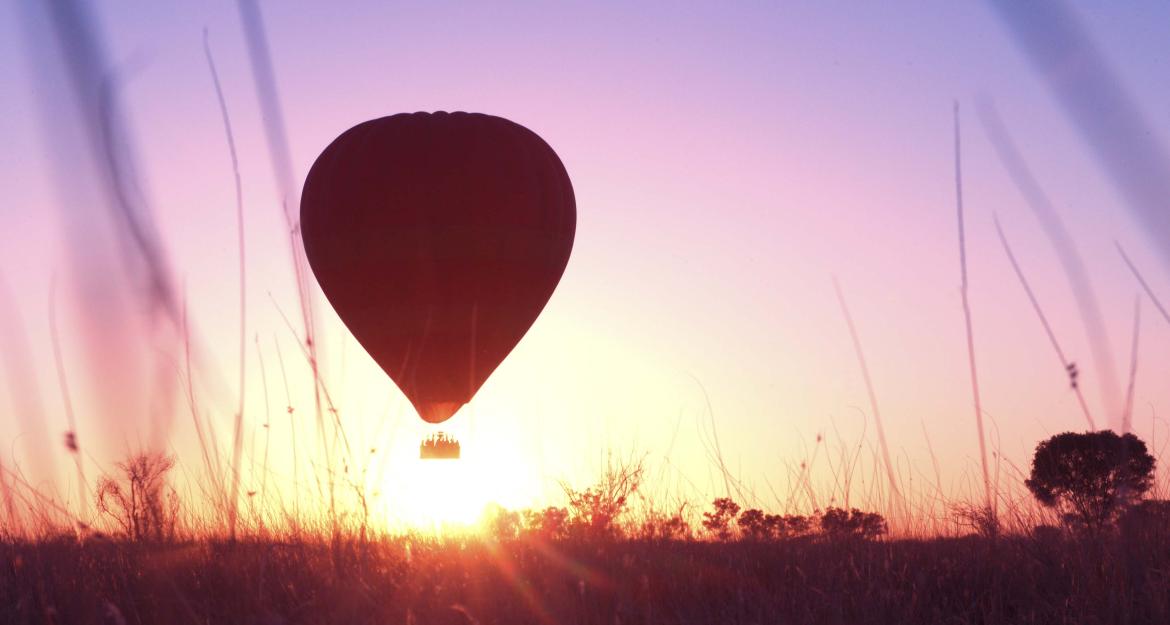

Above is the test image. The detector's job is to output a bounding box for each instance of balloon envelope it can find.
[301,112,576,423]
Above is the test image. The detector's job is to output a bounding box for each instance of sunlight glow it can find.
[381,426,540,532]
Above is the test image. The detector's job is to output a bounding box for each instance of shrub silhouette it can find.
[776,514,813,537]
[486,506,522,541]
[951,502,1000,538]
[702,498,740,540]
[522,506,570,541]
[1025,430,1155,531]
[638,507,691,541]
[561,456,644,539]
[737,508,769,540]
[819,507,887,539]
[94,453,179,541]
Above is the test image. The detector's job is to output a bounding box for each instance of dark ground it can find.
[3,529,1170,625]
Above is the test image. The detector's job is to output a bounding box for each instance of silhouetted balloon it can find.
[301,112,575,424]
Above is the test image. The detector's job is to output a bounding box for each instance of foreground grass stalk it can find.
[832,278,905,520]
[993,215,1096,430]
[1122,296,1141,434]
[953,103,993,514]
[1117,242,1170,326]
[203,28,249,543]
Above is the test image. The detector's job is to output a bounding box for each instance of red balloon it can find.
[301,112,575,424]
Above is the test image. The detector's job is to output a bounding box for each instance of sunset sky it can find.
[2,2,1169,529]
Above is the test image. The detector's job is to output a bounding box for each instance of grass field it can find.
[4,526,1169,625]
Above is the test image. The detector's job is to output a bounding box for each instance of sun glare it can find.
[382,429,540,533]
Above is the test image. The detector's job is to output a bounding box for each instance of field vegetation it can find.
[2,432,1169,625]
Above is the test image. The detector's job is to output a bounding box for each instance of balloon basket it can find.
[420,432,461,460]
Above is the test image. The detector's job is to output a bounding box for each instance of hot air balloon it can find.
[300,112,576,458]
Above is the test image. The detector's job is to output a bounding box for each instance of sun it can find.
[380,429,540,532]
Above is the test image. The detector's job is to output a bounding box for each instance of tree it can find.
[702,498,740,540]
[95,453,179,541]
[486,506,521,541]
[819,507,887,539]
[638,506,691,541]
[561,456,644,539]
[737,508,769,540]
[1025,430,1155,531]
[523,506,570,541]
[779,514,813,537]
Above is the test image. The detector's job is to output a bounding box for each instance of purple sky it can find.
[2,2,1169,527]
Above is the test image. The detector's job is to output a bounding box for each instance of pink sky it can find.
[1,2,1169,528]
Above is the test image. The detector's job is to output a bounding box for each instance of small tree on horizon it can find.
[819,507,887,540]
[95,452,179,541]
[702,498,740,540]
[561,455,645,539]
[1025,430,1155,532]
[738,508,769,540]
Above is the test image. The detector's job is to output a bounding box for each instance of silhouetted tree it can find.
[523,506,570,541]
[819,507,887,539]
[702,498,740,540]
[951,502,1000,539]
[638,506,691,541]
[738,508,769,540]
[486,506,522,541]
[731,509,814,541]
[561,456,644,539]
[1025,431,1155,531]
[779,514,813,537]
[95,453,178,541]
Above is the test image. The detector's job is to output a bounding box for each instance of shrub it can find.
[727,508,815,541]
[638,507,691,541]
[702,498,740,540]
[522,506,570,541]
[486,506,521,541]
[737,508,769,540]
[778,514,813,537]
[1025,430,1155,531]
[819,507,887,540]
[561,456,644,539]
[951,502,1000,539]
[94,453,179,541]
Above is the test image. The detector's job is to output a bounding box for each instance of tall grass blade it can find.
[831,277,905,518]
[986,0,1170,268]
[975,98,1120,426]
[1116,242,1170,326]
[953,104,993,513]
[993,214,1096,430]
[202,28,249,542]
[49,276,88,519]
[1122,296,1141,434]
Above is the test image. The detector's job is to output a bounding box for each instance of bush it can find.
[94,453,179,541]
[561,456,644,539]
[702,498,740,540]
[1025,430,1155,531]
[638,507,691,541]
[737,508,769,540]
[522,506,570,541]
[951,503,1000,539]
[774,514,813,538]
[486,506,522,541]
[819,507,887,540]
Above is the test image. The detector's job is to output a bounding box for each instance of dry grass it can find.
[2,527,1170,625]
